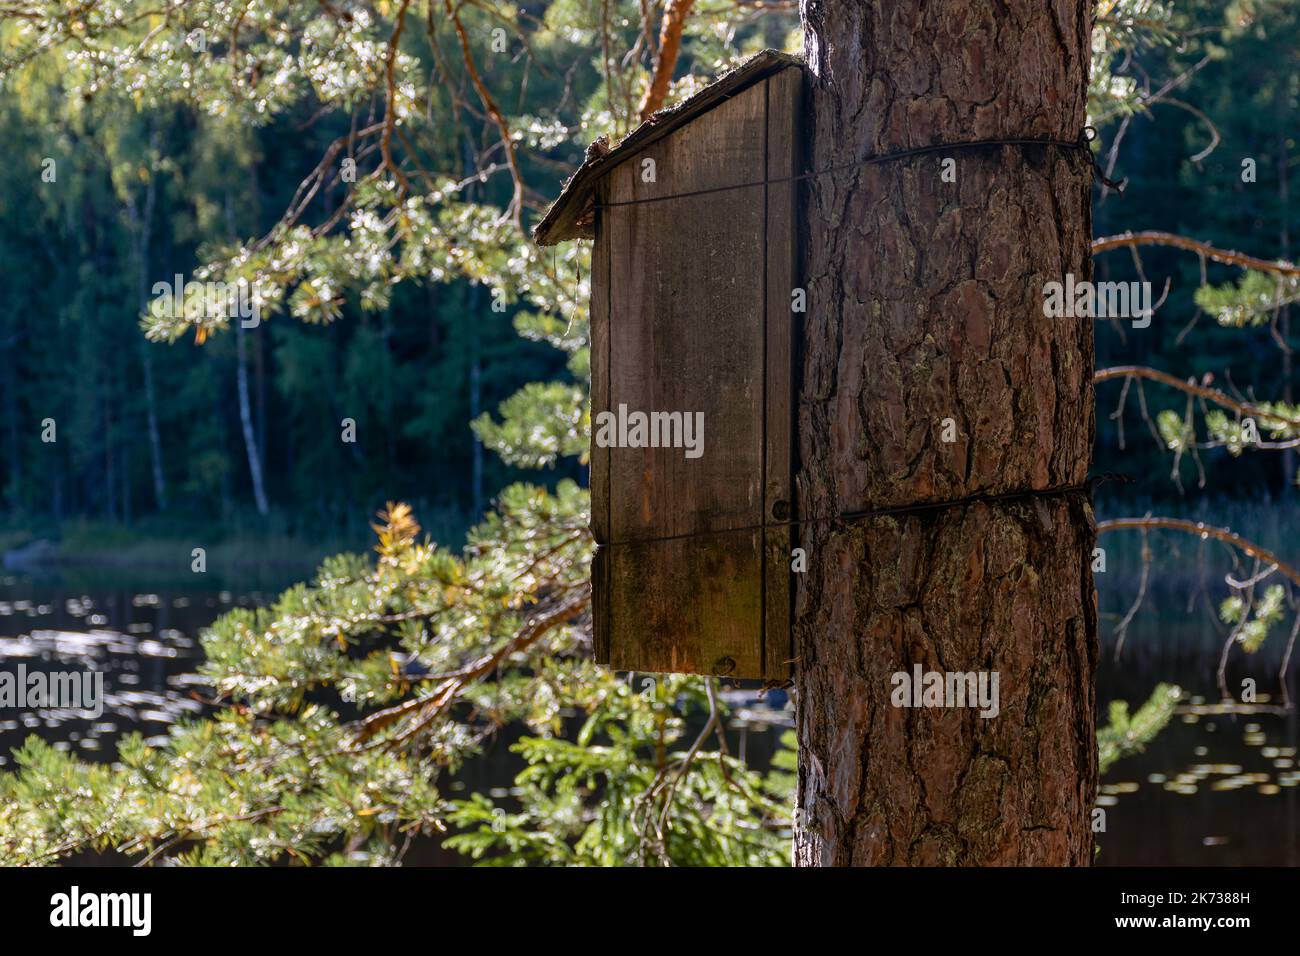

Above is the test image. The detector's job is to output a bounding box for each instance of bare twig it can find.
[381,0,416,195]
[1280,610,1300,710]
[1113,524,1150,662]
[444,0,525,232]
[1218,560,1258,700]
[654,676,720,840]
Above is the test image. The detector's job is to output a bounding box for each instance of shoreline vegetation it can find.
[1,522,368,592]
[1,504,476,579]
[2,526,349,575]
[0,531,351,594]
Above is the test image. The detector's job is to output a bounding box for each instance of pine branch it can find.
[1093,231,1300,277]
[636,0,696,121]
[1096,517,1300,590]
[1094,365,1300,429]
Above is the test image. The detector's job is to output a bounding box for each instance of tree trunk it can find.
[141,349,167,510]
[236,317,271,517]
[226,189,270,518]
[131,148,168,513]
[794,0,1098,865]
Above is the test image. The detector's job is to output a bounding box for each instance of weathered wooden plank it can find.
[590,186,612,665]
[600,79,770,677]
[534,50,804,246]
[607,531,763,675]
[761,67,803,680]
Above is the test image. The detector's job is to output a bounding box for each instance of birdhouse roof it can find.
[532,49,804,247]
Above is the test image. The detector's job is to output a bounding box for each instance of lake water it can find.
[1094,586,1300,866]
[0,568,288,770]
[2,565,1297,865]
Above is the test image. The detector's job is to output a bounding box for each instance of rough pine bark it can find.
[793,0,1098,865]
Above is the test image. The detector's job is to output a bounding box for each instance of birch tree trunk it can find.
[236,317,270,517]
[793,0,1099,866]
[226,189,270,518]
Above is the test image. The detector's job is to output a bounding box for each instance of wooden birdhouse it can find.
[535,50,805,680]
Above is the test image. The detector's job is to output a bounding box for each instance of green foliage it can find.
[444,678,793,866]
[473,381,589,468]
[1156,408,1193,452]
[1219,583,1286,652]
[1,487,593,865]
[1090,0,1181,124]
[1098,683,1182,776]
[1196,271,1300,330]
